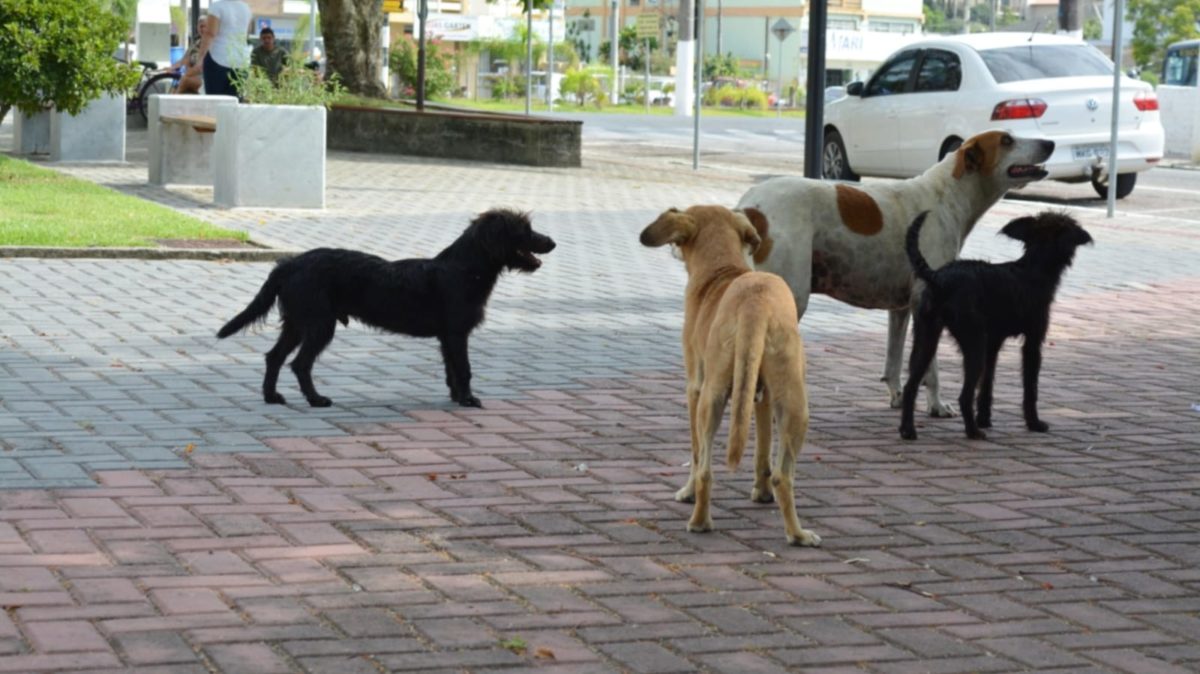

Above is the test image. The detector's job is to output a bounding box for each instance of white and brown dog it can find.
[736,131,1055,416]
[641,205,820,547]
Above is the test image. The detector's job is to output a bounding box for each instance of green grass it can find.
[337,94,806,119]
[0,155,248,247]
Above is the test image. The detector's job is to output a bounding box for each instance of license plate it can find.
[1072,143,1110,160]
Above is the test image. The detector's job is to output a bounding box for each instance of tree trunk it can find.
[317,0,386,97]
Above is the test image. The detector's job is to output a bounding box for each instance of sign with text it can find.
[382,0,404,13]
[636,13,659,40]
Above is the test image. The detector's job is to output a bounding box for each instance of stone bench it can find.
[148,94,237,187]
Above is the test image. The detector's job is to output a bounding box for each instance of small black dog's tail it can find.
[217,266,283,338]
[906,211,938,290]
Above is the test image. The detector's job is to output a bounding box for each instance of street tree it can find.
[1126,0,1200,74]
[0,0,139,124]
[316,0,387,97]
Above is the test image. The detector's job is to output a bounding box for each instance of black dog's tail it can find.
[906,211,939,290]
[217,267,283,338]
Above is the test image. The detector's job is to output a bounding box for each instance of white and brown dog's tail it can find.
[727,314,768,470]
[905,211,939,290]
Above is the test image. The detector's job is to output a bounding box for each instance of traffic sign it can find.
[382,0,404,13]
[636,13,660,40]
[771,18,795,42]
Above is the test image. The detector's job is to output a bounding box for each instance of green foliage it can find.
[1126,0,1200,74]
[1083,17,1103,40]
[490,75,527,99]
[1140,70,1160,86]
[559,65,609,107]
[704,53,740,79]
[0,0,140,116]
[292,13,322,61]
[599,25,661,72]
[391,38,456,99]
[234,61,347,107]
[169,6,187,46]
[703,84,767,110]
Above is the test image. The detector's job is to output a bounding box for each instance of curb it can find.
[0,246,299,262]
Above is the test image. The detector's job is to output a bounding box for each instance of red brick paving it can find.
[0,281,1197,672]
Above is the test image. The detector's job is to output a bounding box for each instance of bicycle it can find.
[126,60,181,123]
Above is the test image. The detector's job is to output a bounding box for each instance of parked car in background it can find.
[823,33,1164,199]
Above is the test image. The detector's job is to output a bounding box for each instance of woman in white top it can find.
[198,0,252,98]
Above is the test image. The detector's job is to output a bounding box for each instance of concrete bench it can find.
[148,94,237,187]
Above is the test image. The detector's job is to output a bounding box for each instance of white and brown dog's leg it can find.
[884,308,911,409]
[922,357,956,418]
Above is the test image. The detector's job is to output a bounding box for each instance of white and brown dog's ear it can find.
[953,138,986,180]
[739,207,773,264]
[640,208,695,248]
[732,210,763,255]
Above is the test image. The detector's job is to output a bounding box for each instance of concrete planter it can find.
[213,104,326,208]
[327,104,582,168]
[49,94,126,162]
[13,108,52,155]
[148,94,238,186]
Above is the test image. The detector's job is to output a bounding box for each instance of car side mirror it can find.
[846,81,864,96]
[1126,67,1140,79]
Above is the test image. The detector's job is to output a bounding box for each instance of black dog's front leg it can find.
[439,334,481,408]
[1021,340,1049,432]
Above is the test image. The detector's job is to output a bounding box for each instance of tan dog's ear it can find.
[953,139,984,180]
[640,208,695,247]
[733,212,762,254]
[739,207,774,263]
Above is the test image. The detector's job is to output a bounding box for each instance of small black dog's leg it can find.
[1021,340,1049,432]
[441,334,481,408]
[899,312,941,440]
[263,323,302,405]
[976,341,1003,429]
[958,340,987,440]
[290,321,336,408]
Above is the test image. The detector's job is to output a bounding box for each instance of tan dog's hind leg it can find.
[770,372,821,547]
[676,377,701,503]
[688,377,729,534]
[751,394,774,504]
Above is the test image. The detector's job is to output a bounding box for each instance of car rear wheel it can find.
[1091,172,1137,200]
[822,130,859,181]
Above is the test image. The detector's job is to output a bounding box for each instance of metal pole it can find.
[417,0,428,110]
[308,0,317,59]
[776,36,782,118]
[692,0,703,169]
[1107,0,1123,218]
[190,0,200,47]
[548,1,555,111]
[610,0,619,106]
[645,38,651,114]
[526,3,534,115]
[716,0,722,56]
[803,1,826,179]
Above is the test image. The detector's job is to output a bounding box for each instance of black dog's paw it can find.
[966,428,988,440]
[899,425,918,441]
[264,392,287,405]
[307,395,333,408]
[457,394,483,408]
[976,414,992,429]
[1027,420,1049,433]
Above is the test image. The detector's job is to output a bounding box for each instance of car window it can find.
[980,44,1113,83]
[914,50,962,92]
[1163,45,1198,86]
[866,51,918,96]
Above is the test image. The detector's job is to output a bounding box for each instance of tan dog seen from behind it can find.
[641,205,820,547]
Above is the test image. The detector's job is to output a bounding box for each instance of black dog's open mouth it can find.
[1008,164,1048,181]
[517,250,542,269]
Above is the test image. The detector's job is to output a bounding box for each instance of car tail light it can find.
[1134,91,1158,111]
[991,98,1048,120]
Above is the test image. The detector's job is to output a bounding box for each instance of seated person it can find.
[250,27,289,84]
[170,18,208,94]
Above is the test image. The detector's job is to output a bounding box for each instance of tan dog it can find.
[641,205,820,547]
[737,131,1055,417]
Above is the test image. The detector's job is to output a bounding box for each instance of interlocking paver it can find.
[3,117,1200,672]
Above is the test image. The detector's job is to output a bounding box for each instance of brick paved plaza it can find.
[1,120,1198,672]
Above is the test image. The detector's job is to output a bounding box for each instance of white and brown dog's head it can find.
[640,206,763,271]
[951,130,1055,187]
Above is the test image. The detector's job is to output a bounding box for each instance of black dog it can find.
[899,210,1092,440]
[217,209,555,408]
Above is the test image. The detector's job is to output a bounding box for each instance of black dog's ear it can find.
[470,209,523,261]
[640,209,694,248]
[1000,215,1038,242]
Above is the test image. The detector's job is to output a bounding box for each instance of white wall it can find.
[1158,85,1200,162]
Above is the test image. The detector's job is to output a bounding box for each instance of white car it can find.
[823,33,1165,199]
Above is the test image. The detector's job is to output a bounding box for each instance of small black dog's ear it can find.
[471,209,522,261]
[640,209,694,248]
[1000,215,1038,242]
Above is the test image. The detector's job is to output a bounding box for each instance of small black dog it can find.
[899,210,1092,440]
[217,209,555,408]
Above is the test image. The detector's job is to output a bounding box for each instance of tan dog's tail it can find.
[727,314,768,470]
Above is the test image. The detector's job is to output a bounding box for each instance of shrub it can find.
[391,38,456,99]
[234,61,346,107]
[0,0,139,119]
[560,66,609,107]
